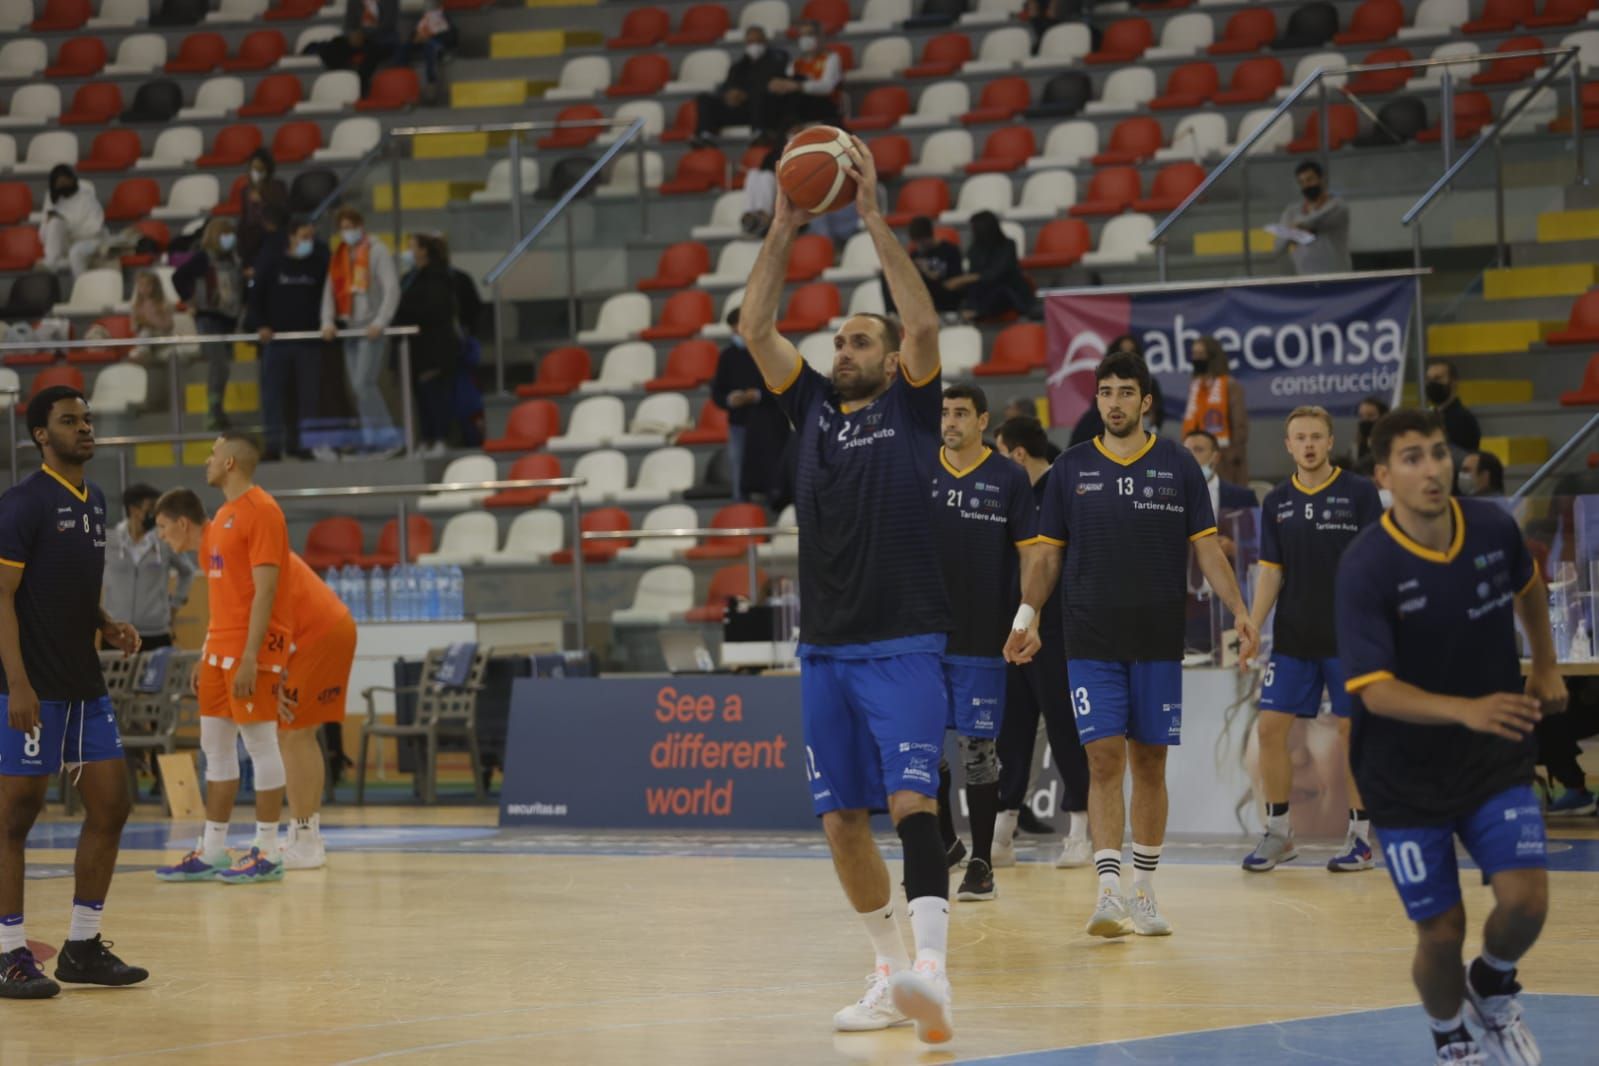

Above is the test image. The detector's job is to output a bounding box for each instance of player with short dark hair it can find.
[1243,405,1384,874]
[929,383,1037,902]
[0,386,148,999]
[1007,352,1258,939]
[1337,408,1564,1066]
[739,135,955,1043]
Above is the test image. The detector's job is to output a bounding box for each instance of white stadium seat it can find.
[1155,112,1228,162]
[940,325,984,378]
[13,131,79,177]
[1007,170,1077,222]
[1224,108,1293,157]
[666,49,731,93]
[547,396,626,452]
[0,85,60,129]
[545,56,611,101]
[614,447,696,504]
[614,393,693,449]
[418,512,499,566]
[417,455,497,513]
[281,25,342,69]
[1086,67,1157,114]
[941,173,1014,223]
[576,293,650,345]
[294,71,361,115]
[0,134,15,171]
[699,241,763,288]
[54,269,123,316]
[482,510,564,566]
[1562,30,1599,76]
[579,342,656,394]
[136,127,205,171]
[611,565,696,627]
[691,192,746,241]
[469,159,540,204]
[830,280,885,329]
[1277,53,1347,100]
[1416,42,1482,87]
[89,0,149,24]
[1027,120,1099,170]
[150,174,221,221]
[1398,0,1470,40]
[548,449,628,505]
[0,40,48,80]
[730,0,790,40]
[87,363,148,415]
[599,100,665,145]
[900,81,970,130]
[846,0,911,35]
[0,0,32,30]
[1082,213,1156,267]
[1023,23,1092,70]
[964,27,1032,75]
[1146,13,1214,60]
[104,34,167,76]
[1504,85,1558,134]
[904,129,974,178]
[756,504,798,561]
[961,0,1018,26]
[618,505,699,563]
[822,231,881,283]
[312,117,382,163]
[700,287,746,341]
[847,36,912,82]
[595,150,663,198]
[799,332,835,375]
[177,77,245,122]
[205,0,268,22]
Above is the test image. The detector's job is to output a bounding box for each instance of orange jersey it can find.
[202,485,293,660]
[282,551,352,647]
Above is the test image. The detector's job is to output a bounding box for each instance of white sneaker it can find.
[1464,965,1540,1065]
[832,966,909,1032]
[1128,886,1173,936]
[281,827,327,871]
[1055,835,1092,868]
[310,446,340,463]
[1436,1040,1489,1064]
[991,810,1018,868]
[889,961,953,1045]
[1085,889,1132,938]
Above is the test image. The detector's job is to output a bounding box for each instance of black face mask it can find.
[1301,183,1322,201]
[1191,358,1209,375]
[53,184,76,200]
[1424,381,1451,405]
[142,512,156,533]
[1357,419,1375,439]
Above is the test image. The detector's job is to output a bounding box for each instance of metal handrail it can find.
[582,525,799,614]
[9,431,258,497]
[1510,411,1599,503]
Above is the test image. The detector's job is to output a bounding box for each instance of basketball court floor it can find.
[7,807,1598,1065]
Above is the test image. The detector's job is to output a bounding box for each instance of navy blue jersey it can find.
[773,360,951,649]
[0,467,109,700]
[1260,468,1384,659]
[1337,497,1537,827]
[1038,434,1216,662]
[931,448,1037,657]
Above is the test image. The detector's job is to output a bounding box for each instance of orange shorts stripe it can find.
[198,659,283,726]
[279,615,357,731]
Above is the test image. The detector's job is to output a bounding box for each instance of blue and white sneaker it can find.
[1327,833,1375,873]
[1242,831,1297,872]
[216,847,284,885]
[154,849,228,882]
[1545,788,1596,816]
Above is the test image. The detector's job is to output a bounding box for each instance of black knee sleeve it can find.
[897,811,949,901]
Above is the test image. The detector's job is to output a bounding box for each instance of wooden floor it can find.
[5,807,1598,1065]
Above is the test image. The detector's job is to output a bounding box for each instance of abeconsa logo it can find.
[1134,315,1406,373]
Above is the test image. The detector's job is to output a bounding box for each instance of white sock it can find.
[294,812,320,836]
[254,821,280,856]
[1429,1008,1468,1039]
[1094,849,1121,895]
[202,820,229,858]
[1131,843,1161,890]
[1479,948,1517,973]
[859,902,911,973]
[1068,811,1088,839]
[1266,809,1291,837]
[67,899,103,942]
[907,896,949,972]
[0,914,25,953]
[1350,808,1371,844]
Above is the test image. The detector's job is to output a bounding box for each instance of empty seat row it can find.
[485,393,730,454]
[0,26,341,81]
[0,360,145,412]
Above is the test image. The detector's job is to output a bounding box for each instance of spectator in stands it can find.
[343,0,401,94]
[173,218,245,431]
[395,0,456,105]
[741,146,780,237]
[711,307,790,502]
[239,150,290,274]
[129,271,175,364]
[321,207,401,459]
[1021,0,1077,44]
[254,218,331,462]
[899,215,964,314]
[1354,394,1389,469]
[763,20,842,139]
[1460,450,1505,497]
[102,483,196,652]
[444,236,486,448]
[1426,359,1482,452]
[394,233,460,458]
[944,211,1033,322]
[39,164,104,280]
[694,26,789,148]
[1182,334,1249,483]
[1183,426,1255,566]
[1275,161,1351,275]
[1069,334,1167,445]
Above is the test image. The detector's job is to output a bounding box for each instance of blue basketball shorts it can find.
[0,695,123,776]
[1376,784,1548,923]
[942,655,1006,739]
[1260,653,1353,718]
[1065,659,1183,746]
[801,651,947,816]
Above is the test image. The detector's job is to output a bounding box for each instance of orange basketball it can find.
[777,126,859,216]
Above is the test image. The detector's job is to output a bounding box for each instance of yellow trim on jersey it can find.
[0,557,23,570]
[940,447,991,479]
[1346,669,1395,693]
[1092,433,1157,468]
[41,464,89,504]
[1189,526,1218,542]
[1519,560,1542,596]
[1258,559,1283,569]
[1380,498,1465,564]
[1030,534,1067,547]
[902,360,941,389]
[1291,466,1342,496]
[764,355,805,396]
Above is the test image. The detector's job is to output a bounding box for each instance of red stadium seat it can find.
[607,5,670,49]
[666,4,731,46]
[0,227,44,272]
[676,399,730,444]
[973,322,1046,376]
[119,221,169,270]
[539,105,606,150]
[356,68,419,112]
[1288,104,1359,151]
[197,125,264,168]
[904,33,973,78]
[1548,82,1599,131]
[272,122,323,164]
[1335,0,1403,43]
[965,125,1035,173]
[238,74,302,118]
[550,508,632,565]
[660,99,699,144]
[607,54,672,97]
[165,33,228,74]
[263,0,324,22]
[1345,47,1416,94]
[77,130,143,173]
[867,135,912,180]
[517,347,591,397]
[70,314,135,365]
[1560,353,1599,404]
[640,290,714,340]
[484,399,561,452]
[1150,62,1220,110]
[798,0,851,36]
[639,242,711,291]
[104,179,161,223]
[1085,18,1154,63]
[210,174,252,218]
[1417,92,1494,140]
[730,145,768,192]
[60,83,124,126]
[1209,8,1277,55]
[776,283,842,334]
[29,367,86,400]
[848,87,912,132]
[355,515,433,568]
[1526,0,1594,26]
[31,0,90,32]
[647,340,719,391]
[962,77,1031,125]
[1462,0,1533,33]
[1213,57,1284,104]
[684,503,770,560]
[483,454,563,509]
[1471,37,1547,86]
[46,37,107,78]
[885,178,951,226]
[659,147,727,196]
[1134,162,1206,212]
[1070,167,1142,217]
[302,517,365,570]
[0,184,32,227]
[221,30,287,72]
[1546,290,1599,344]
[785,235,835,282]
[1093,117,1164,165]
[827,39,855,72]
[1022,219,1093,270]
[684,563,768,620]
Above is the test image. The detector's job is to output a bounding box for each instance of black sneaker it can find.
[1017,808,1055,835]
[55,936,149,987]
[956,859,997,902]
[0,947,61,999]
[945,839,967,870]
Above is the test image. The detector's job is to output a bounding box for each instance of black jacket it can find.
[721,46,790,96]
[344,0,399,35]
[395,262,459,377]
[252,241,330,334]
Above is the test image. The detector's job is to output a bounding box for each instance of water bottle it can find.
[343,564,366,622]
[419,565,439,621]
[389,565,408,622]
[447,564,464,620]
[369,565,387,622]
[1550,584,1571,662]
[323,568,341,608]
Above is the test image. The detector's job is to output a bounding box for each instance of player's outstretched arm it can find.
[1515,570,1569,715]
[1359,677,1543,741]
[0,566,37,734]
[1005,542,1063,664]
[1193,535,1259,663]
[842,136,939,385]
[235,563,281,699]
[738,192,805,389]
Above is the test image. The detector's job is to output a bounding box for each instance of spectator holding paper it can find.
[1270,162,1351,275]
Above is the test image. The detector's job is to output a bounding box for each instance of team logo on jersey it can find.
[1143,486,1154,498]
[1477,581,1492,599]
[224,515,235,529]
[1076,481,1103,495]
[56,518,74,532]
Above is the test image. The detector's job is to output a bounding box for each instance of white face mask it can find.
[250,169,266,185]
[1458,472,1474,496]
[1200,463,1216,481]
[745,43,765,60]
[218,233,236,252]
[341,228,363,246]
[399,248,416,272]
[798,34,817,52]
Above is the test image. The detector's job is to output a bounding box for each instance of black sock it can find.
[1351,807,1368,822]
[896,811,950,902]
[967,782,1000,866]
[1431,1023,1472,1050]
[1267,801,1289,818]
[1469,955,1519,998]
[936,759,957,849]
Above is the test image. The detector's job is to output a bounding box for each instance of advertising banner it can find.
[1045,274,1416,429]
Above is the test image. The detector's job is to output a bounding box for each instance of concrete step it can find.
[1429,319,1560,356]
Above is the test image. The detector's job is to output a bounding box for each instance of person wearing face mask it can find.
[173,219,245,431]
[394,0,455,104]
[254,219,331,462]
[763,21,842,140]
[1353,394,1390,471]
[1183,429,1257,525]
[238,150,289,273]
[710,308,789,501]
[1181,335,1250,483]
[1274,160,1351,276]
[38,165,105,280]
[343,0,400,94]
[694,27,789,148]
[1425,359,1482,453]
[1460,450,1505,497]
[393,233,461,457]
[321,207,400,459]
[101,484,196,652]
